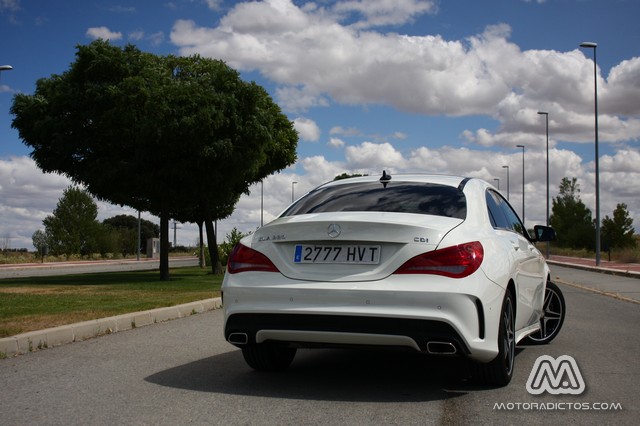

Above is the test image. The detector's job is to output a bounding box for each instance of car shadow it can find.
[145,348,519,402]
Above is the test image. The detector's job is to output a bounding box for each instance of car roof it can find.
[318,173,471,189]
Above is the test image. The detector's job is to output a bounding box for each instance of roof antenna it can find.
[380,170,392,188]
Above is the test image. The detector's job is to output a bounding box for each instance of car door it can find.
[486,190,545,329]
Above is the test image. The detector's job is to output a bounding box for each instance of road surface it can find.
[1,265,637,425]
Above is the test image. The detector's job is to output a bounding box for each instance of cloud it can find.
[169,1,640,147]
[86,26,123,41]
[332,0,438,29]
[293,117,321,142]
[328,137,345,148]
[330,126,362,137]
[344,141,405,171]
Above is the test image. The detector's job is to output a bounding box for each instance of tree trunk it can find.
[204,218,223,275]
[198,221,206,269]
[159,212,170,281]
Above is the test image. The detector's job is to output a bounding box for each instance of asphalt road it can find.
[0,257,199,279]
[1,267,638,425]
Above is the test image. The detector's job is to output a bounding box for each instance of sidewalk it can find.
[548,255,640,277]
[0,298,222,358]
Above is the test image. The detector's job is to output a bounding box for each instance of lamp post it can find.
[292,181,297,203]
[260,180,264,227]
[0,65,12,81]
[516,145,525,224]
[580,41,601,266]
[538,111,550,258]
[493,178,500,190]
[502,165,510,200]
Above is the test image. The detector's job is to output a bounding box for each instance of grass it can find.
[0,267,222,338]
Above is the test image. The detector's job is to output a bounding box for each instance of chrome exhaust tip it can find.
[426,341,457,355]
[228,332,249,345]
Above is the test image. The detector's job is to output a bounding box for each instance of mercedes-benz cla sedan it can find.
[222,173,559,386]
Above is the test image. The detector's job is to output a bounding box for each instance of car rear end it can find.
[222,175,505,363]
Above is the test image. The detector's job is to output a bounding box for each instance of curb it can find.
[547,259,640,279]
[0,297,222,358]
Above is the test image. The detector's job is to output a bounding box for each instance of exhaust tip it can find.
[228,332,249,345]
[426,341,457,355]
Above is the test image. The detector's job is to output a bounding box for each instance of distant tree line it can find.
[550,177,636,251]
[32,186,159,260]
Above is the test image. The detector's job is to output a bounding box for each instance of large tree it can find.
[42,186,101,258]
[11,40,298,278]
[549,177,595,250]
[601,203,636,250]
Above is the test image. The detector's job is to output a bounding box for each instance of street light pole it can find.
[516,145,525,224]
[0,65,12,81]
[493,178,500,190]
[292,181,297,203]
[538,111,550,258]
[580,41,601,266]
[502,165,510,200]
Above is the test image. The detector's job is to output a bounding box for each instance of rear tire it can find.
[523,281,565,345]
[473,290,515,386]
[242,343,297,371]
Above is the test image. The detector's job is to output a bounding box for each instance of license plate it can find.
[294,244,381,264]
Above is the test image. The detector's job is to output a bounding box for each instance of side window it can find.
[486,189,528,238]
[486,190,509,229]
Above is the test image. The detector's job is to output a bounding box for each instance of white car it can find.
[221,173,562,386]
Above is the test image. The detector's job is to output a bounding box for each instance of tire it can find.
[473,290,515,387]
[523,281,566,345]
[241,343,297,371]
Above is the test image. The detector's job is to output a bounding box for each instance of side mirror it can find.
[533,225,556,242]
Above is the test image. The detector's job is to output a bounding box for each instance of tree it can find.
[217,227,248,267]
[601,203,636,249]
[42,186,100,258]
[12,40,297,279]
[32,230,47,262]
[334,172,367,181]
[549,177,595,250]
[103,214,160,256]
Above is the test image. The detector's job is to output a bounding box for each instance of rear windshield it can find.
[281,182,466,219]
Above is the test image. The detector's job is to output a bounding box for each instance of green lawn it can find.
[0,267,222,338]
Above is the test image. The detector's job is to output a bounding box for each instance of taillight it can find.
[227,244,279,274]
[394,241,484,278]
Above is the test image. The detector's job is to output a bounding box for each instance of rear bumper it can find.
[222,272,506,363]
[225,313,470,355]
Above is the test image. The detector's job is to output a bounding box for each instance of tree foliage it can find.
[549,177,595,250]
[42,186,101,258]
[11,40,298,278]
[103,214,160,256]
[601,203,636,249]
[217,227,248,267]
[333,173,368,181]
[31,230,47,262]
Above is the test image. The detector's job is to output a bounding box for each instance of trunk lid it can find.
[247,212,463,282]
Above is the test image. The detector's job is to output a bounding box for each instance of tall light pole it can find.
[516,145,525,224]
[538,111,550,258]
[493,178,500,190]
[580,41,601,266]
[260,180,264,227]
[292,181,297,203]
[502,165,510,200]
[0,65,12,81]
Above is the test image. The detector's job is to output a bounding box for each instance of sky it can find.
[1,0,639,251]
